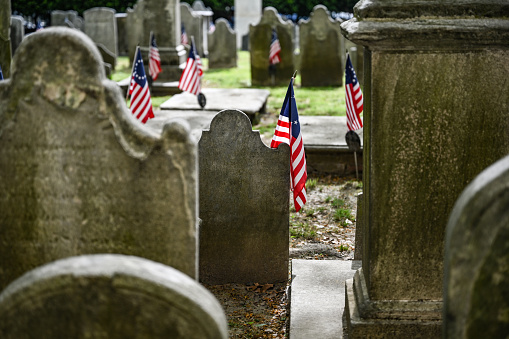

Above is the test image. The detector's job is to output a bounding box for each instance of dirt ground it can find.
[204,175,361,338]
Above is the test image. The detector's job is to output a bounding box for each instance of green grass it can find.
[111,51,347,116]
[290,221,317,240]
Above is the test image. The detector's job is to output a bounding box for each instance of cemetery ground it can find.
[113,51,357,338]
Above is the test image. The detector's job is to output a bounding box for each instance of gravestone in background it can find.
[208,18,237,69]
[51,10,83,30]
[0,0,11,78]
[116,13,128,56]
[249,7,295,86]
[0,27,199,290]
[10,15,24,56]
[341,0,509,337]
[127,0,186,83]
[199,110,290,284]
[444,154,509,339]
[235,0,262,49]
[180,2,204,56]
[0,255,228,339]
[84,7,118,57]
[299,5,343,87]
[191,0,213,56]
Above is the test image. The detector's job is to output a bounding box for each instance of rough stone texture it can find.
[208,18,237,69]
[299,5,343,87]
[444,154,509,339]
[115,13,128,56]
[199,110,290,284]
[235,0,262,49]
[10,15,24,56]
[250,7,295,86]
[84,7,118,57]
[0,28,199,290]
[341,0,509,337]
[354,192,363,261]
[0,0,11,78]
[0,254,228,339]
[127,0,186,83]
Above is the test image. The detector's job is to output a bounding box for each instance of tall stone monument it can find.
[127,0,186,84]
[249,7,295,86]
[299,5,343,87]
[0,0,11,78]
[444,154,509,338]
[234,0,262,49]
[0,28,199,290]
[341,0,509,337]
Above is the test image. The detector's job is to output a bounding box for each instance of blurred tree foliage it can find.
[13,0,356,21]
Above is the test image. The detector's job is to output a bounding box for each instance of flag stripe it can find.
[129,48,155,125]
[178,43,202,95]
[345,55,363,131]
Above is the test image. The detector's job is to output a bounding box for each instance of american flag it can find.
[178,41,202,95]
[181,25,189,45]
[345,54,363,131]
[271,78,307,212]
[269,29,281,65]
[129,48,155,124]
[149,32,162,81]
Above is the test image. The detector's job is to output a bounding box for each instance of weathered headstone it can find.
[0,27,199,290]
[249,7,295,86]
[127,0,186,83]
[115,13,128,56]
[0,0,11,78]
[192,1,213,56]
[235,0,262,49]
[341,0,509,337]
[199,110,290,284]
[208,18,237,69]
[0,254,228,339]
[181,2,204,56]
[299,5,343,87]
[84,7,118,57]
[444,154,509,339]
[51,10,82,30]
[10,15,24,56]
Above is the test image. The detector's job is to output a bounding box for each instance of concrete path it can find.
[290,260,360,339]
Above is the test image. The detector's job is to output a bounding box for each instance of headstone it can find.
[10,15,24,56]
[199,110,290,284]
[341,0,509,337]
[444,154,509,339]
[208,18,237,69]
[192,0,213,56]
[0,27,199,290]
[235,0,262,49]
[241,33,249,51]
[96,42,116,71]
[0,254,228,339]
[127,0,186,83]
[116,13,128,56]
[51,10,82,30]
[84,7,118,57]
[299,5,343,87]
[0,0,11,78]
[181,2,204,56]
[249,7,295,86]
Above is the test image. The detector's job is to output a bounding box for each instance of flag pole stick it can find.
[126,45,139,103]
[148,31,154,90]
[354,151,359,180]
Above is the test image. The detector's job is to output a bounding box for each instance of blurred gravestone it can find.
[208,18,237,69]
[0,27,199,290]
[115,13,128,56]
[199,110,290,284]
[249,7,295,86]
[444,154,509,338]
[10,15,24,56]
[0,0,11,78]
[235,0,262,49]
[299,5,343,87]
[84,7,118,57]
[0,254,228,339]
[181,2,204,56]
[51,10,83,30]
[191,1,213,56]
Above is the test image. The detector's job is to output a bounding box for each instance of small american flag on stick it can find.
[178,39,203,95]
[181,25,189,45]
[269,29,281,65]
[345,54,363,131]
[271,75,307,212]
[149,32,162,81]
[128,47,155,124]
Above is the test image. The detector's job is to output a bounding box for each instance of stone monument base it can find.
[344,269,442,339]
